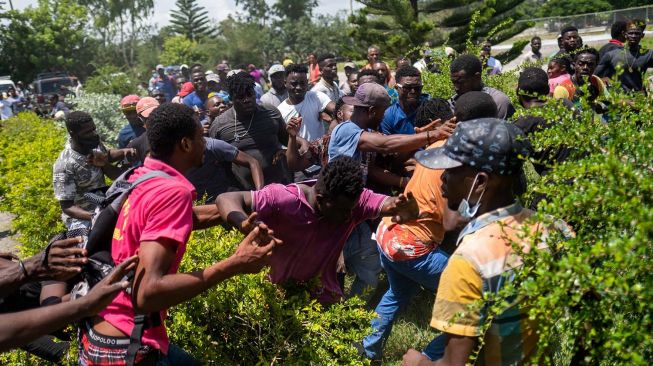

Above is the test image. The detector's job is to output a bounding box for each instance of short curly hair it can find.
[146,103,199,159]
[225,71,255,97]
[315,156,364,200]
[65,111,94,134]
[285,63,308,77]
[415,98,453,128]
[395,66,421,84]
[450,54,482,75]
[454,91,497,121]
[357,69,381,84]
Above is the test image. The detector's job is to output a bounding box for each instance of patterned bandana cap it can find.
[415,118,532,175]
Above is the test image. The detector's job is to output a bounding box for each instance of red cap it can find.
[178,82,195,98]
[136,97,159,118]
[120,94,140,111]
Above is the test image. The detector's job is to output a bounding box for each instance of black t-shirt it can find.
[595,46,653,92]
[208,105,291,189]
[127,132,150,166]
[598,41,622,61]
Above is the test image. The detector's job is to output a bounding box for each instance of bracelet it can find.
[18,259,28,279]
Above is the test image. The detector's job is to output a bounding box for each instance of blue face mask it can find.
[457,174,486,220]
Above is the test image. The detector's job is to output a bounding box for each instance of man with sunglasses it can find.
[380,66,429,136]
[596,19,653,93]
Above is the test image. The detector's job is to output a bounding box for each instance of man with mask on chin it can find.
[53,111,129,230]
[401,118,562,366]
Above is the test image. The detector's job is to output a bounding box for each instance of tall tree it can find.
[272,0,319,21]
[234,0,269,26]
[169,0,216,41]
[350,0,532,57]
[0,0,95,82]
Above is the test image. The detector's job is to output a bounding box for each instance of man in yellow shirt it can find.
[402,118,546,366]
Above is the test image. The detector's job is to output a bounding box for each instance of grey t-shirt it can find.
[209,105,291,189]
[595,47,653,92]
[186,137,239,203]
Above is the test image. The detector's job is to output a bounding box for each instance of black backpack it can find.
[66,167,171,365]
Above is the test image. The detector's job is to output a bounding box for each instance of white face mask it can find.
[457,173,486,220]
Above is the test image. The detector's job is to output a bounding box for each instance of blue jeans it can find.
[154,344,201,366]
[362,248,449,359]
[343,223,382,297]
[422,333,448,361]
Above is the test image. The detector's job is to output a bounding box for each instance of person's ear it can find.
[180,136,193,153]
[473,172,490,196]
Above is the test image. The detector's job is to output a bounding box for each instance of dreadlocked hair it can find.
[225,71,255,97]
[415,98,453,128]
[315,156,364,200]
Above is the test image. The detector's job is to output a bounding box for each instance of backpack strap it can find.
[125,313,161,366]
[129,170,172,187]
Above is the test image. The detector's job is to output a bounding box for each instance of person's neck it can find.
[628,43,640,53]
[288,93,306,105]
[350,110,369,129]
[304,184,318,211]
[161,155,193,175]
[322,77,334,85]
[70,140,88,155]
[475,194,516,217]
[399,99,418,113]
[235,106,255,120]
[274,86,287,94]
[572,74,586,86]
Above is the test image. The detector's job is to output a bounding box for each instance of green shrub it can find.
[69,92,124,146]
[84,65,139,96]
[0,112,66,256]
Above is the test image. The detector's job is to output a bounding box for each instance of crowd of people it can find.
[0,17,650,366]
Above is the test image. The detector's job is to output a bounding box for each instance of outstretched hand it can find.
[239,212,261,234]
[229,222,282,274]
[81,255,139,316]
[27,237,88,281]
[431,118,457,141]
[390,192,419,224]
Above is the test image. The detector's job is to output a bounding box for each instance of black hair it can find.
[308,52,317,57]
[394,66,421,84]
[415,98,453,128]
[65,111,94,133]
[531,36,541,42]
[225,71,255,97]
[454,91,497,121]
[49,94,59,101]
[190,63,203,73]
[315,156,364,200]
[610,20,628,39]
[560,25,578,37]
[450,54,482,75]
[518,67,549,100]
[357,69,381,84]
[574,47,599,61]
[317,53,336,67]
[550,56,571,73]
[146,103,199,160]
[285,63,308,77]
[335,97,346,115]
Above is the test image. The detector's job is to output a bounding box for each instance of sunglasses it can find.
[396,83,423,91]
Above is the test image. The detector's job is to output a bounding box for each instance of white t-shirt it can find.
[0,100,13,120]
[276,91,331,142]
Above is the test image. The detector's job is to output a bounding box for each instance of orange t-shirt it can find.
[379,141,446,260]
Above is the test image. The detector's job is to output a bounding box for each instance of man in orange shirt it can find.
[307,52,321,86]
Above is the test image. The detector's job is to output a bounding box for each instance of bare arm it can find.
[192,204,222,230]
[379,193,419,224]
[358,131,430,155]
[132,224,279,313]
[233,151,264,190]
[0,256,137,352]
[402,334,476,366]
[284,116,313,172]
[215,191,254,233]
[60,200,93,221]
[368,164,405,189]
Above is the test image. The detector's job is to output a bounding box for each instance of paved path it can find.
[0,212,20,255]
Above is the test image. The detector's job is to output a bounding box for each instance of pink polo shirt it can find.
[99,157,196,354]
[252,182,388,303]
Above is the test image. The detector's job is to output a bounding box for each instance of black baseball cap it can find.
[415,118,532,175]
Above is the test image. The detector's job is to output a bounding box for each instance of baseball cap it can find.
[343,82,391,108]
[344,62,357,70]
[156,64,164,70]
[216,63,230,72]
[415,118,532,175]
[178,82,195,98]
[282,59,294,68]
[268,64,285,76]
[136,97,160,118]
[120,95,140,111]
[206,73,220,83]
[180,64,189,70]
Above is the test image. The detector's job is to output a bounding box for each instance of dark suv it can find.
[31,72,79,114]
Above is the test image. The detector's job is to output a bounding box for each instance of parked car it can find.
[31,72,80,115]
[0,76,16,96]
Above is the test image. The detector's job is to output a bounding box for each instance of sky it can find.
[16,0,362,27]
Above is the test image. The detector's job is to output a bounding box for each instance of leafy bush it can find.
[0,112,66,256]
[69,92,125,147]
[84,65,139,96]
[159,35,209,66]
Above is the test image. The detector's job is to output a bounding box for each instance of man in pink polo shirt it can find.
[216,156,418,304]
[79,103,281,365]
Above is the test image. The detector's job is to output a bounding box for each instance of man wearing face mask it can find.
[116,95,144,148]
[402,118,561,366]
[53,112,126,230]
